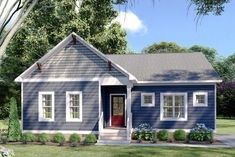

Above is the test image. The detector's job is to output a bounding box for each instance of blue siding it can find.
[131,85,215,129]
[23,81,99,131]
[101,86,127,127]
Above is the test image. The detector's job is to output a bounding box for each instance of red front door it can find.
[111,95,125,127]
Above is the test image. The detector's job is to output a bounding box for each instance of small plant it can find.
[0,129,8,144]
[53,133,65,146]
[188,123,213,142]
[174,130,186,141]
[133,123,153,142]
[0,146,15,157]
[84,134,97,144]
[69,133,81,147]
[157,130,168,141]
[21,132,36,144]
[7,97,21,142]
[150,130,157,143]
[38,133,49,145]
[1,136,8,144]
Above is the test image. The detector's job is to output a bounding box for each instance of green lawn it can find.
[216,119,235,135]
[3,144,235,157]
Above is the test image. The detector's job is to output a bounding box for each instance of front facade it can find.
[15,33,222,142]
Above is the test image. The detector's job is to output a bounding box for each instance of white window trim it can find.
[193,92,208,107]
[66,91,82,122]
[141,92,155,107]
[160,92,188,121]
[38,91,55,122]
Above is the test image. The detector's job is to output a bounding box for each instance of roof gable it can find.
[15,33,136,82]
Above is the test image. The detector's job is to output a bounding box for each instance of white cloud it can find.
[115,10,147,34]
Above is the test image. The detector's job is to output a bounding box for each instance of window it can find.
[66,91,82,122]
[141,93,155,107]
[38,92,54,122]
[160,93,187,121]
[193,92,208,107]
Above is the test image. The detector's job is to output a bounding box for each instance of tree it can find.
[189,45,217,65]
[7,97,21,142]
[0,0,127,118]
[142,42,188,54]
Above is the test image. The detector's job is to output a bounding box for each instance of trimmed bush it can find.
[53,133,65,146]
[133,123,153,142]
[38,133,49,145]
[21,132,36,144]
[84,134,97,144]
[157,130,168,141]
[188,123,213,142]
[150,130,157,143]
[69,133,81,147]
[7,97,21,142]
[174,130,186,141]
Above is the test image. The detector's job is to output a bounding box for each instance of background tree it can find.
[0,0,127,118]
[7,97,21,141]
[142,42,188,53]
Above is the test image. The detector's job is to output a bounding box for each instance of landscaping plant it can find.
[0,146,14,157]
[174,129,186,141]
[7,97,21,142]
[69,133,81,147]
[84,134,97,144]
[188,123,213,142]
[53,133,65,146]
[21,132,36,144]
[157,130,169,141]
[38,133,49,145]
[150,130,157,143]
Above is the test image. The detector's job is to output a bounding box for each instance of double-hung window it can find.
[38,92,54,122]
[160,93,187,121]
[141,93,155,107]
[66,91,82,122]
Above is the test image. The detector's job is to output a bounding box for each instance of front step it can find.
[98,128,130,145]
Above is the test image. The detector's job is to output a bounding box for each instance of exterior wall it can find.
[101,86,127,127]
[23,81,99,131]
[131,85,215,129]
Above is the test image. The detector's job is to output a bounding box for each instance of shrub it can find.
[84,134,97,144]
[188,123,213,142]
[174,130,186,141]
[150,130,157,143]
[157,130,168,141]
[133,123,153,142]
[38,133,49,145]
[69,133,81,147]
[53,133,65,146]
[7,97,21,142]
[21,132,36,144]
[0,146,15,157]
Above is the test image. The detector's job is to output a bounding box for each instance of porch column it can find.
[126,84,133,141]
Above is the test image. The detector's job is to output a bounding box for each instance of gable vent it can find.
[108,61,112,71]
[72,34,77,44]
[36,62,42,72]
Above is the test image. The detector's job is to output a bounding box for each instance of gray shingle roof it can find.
[107,52,220,81]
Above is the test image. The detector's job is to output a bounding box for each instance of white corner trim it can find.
[193,91,208,107]
[21,82,23,131]
[141,92,155,107]
[38,91,55,122]
[160,92,188,121]
[66,91,82,122]
[214,84,217,131]
[22,130,99,134]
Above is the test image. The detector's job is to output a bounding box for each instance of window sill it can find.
[193,103,208,107]
[66,119,82,122]
[39,118,54,122]
[160,118,187,121]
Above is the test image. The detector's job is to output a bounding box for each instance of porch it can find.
[98,85,132,143]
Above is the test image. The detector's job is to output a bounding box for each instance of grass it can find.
[3,144,235,157]
[216,119,235,135]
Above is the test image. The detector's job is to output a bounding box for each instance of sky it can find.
[115,0,235,57]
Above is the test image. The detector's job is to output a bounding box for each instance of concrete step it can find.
[100,132,127,137]
[99,136,127,140]
[101,128,127,134]
[97,140,130,145]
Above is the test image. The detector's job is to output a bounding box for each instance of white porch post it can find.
[126,84,133,141]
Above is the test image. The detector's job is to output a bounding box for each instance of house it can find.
[15,32,222,143]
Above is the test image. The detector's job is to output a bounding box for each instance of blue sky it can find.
[115,0,235,57]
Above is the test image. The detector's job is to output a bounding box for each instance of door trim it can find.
[109,93,126,127]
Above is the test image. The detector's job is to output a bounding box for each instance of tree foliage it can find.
[7,97,21,142]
